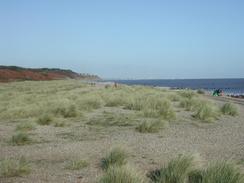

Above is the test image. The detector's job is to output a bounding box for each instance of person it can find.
[213,89,223,96]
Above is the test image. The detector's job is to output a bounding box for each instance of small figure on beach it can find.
[114,82,118,88]
[213,89,223,96]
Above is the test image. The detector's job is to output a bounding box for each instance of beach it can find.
[0,80,244,182]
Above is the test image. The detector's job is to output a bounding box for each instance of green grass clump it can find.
[125,96,145,111]
[141,98,176,120]
[63,105,78,118]
[37,114,53,125]
[193,102,219,122]
[221,103,238,116]
[100,165,145,183]
[179,90,196,99]
[53,121,66,127]
[136,120,167,133]
[105,95,127,107]
[190,162,244,183]
[168,94,181,102]
[158,100,176,120]
[15,122,35,132]
[0,157,30,177]
[179,98,199,111]
[11,132,32,145]
[101,148,128,171]
[87,112,135,127]
[78,95,103,110]
[65,159,88,170]
[148,155,195,183]
[53,105,78,118]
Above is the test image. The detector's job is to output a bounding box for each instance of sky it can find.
[0,0,243,79]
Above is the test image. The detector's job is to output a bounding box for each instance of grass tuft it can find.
[11,132,32,145]
[37,114,53,125]
[16,122,35,132]
[100,165,145,183]
[0,157,30,177]
[101,148,128,171]
[191,162,244,183]
[221,103,238,116]
[87,112,135,127]
[65,159,88,170]
[148,155,195,183]
[193,101,219,122]
[179,90,196,99]
[179,98,199,111]
[136,120,167,133]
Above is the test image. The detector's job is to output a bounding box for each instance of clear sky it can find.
[0,0,243,79]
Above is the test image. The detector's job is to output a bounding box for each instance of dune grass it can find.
[148,155,196,183]
[179,98,200,111]
[189,162,244,183]
[65,159,88,170]
[11,132,32,145]
[221,103,238,116]
[193,101,220,122]
[0,157,30,177]
[87,112,136,127]
[179,90,196,99]
[101,148,128,171]
[37,114,53,125]
[200,162,244,183]
[15,122,36,132]
[136,120,167,133]
[100,165,145,183]
[148,156,244,183]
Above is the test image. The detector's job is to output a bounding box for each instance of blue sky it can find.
[0,0,243,79]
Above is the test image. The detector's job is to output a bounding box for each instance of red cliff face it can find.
[0,66,99,82]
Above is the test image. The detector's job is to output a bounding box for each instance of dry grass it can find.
[221,103,238,116]
[15,122,36,132]
[193,101,220,122]
[136,120,167,133]
[148,155,196,183]
[11,132,32,145]
[101,148,128,171]
[65,159,88,170]
[0,157,30,177]
[100,165,145,183]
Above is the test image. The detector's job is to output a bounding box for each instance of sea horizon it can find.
[108,78,244,95]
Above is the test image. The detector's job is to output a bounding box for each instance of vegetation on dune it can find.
[179,98,200,111]
[193,101,220,122]
[0,157,30,177]
[37,114,53,125]
[136,120,167,133]
[65,159,88,170]
[179,90,196,99]
[100,165,145,183]
[148,155,196,183]
[148,156,244,183]
[15,122,36,132]
[87,112,136,127]
[101,148,128,171]
[78,95,103,111]
[221,103,238,116]
[11,132,32,145]
[199,162,244,183]
[168,94,182,102]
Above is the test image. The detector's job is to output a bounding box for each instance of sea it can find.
[110,78,244,95]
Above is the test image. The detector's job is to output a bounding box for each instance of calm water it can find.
[111,79,244,95]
